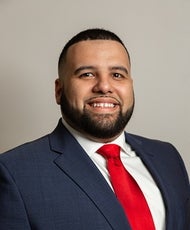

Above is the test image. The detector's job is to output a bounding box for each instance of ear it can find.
[55,78,63,105]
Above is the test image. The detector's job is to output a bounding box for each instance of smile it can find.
[91,103,115,108]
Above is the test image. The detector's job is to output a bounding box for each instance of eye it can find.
[112,73,124,79]
[79,72,94,78]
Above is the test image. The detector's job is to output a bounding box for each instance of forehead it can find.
[65,40,130,64]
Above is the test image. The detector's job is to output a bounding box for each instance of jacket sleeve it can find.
[0,161,31,230]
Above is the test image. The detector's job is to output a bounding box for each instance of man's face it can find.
[55,40,134,142]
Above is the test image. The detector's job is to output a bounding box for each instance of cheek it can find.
[64,86,85,110]
[120,87,134,108]
[65,80,93,109]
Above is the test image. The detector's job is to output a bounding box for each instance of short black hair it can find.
[58,28,130,78]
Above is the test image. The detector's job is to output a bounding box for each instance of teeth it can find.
[92,103,115,108]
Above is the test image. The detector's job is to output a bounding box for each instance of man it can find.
[0,28,189,230]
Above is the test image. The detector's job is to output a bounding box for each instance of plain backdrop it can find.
[0,0,189,175]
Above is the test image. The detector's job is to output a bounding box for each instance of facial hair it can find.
[60,91,134,140]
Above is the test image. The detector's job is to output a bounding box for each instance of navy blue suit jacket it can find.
[0,120,190,229]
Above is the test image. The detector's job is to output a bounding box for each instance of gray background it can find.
[0,0,189,175]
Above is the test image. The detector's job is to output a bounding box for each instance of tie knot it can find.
[97,144,120,159]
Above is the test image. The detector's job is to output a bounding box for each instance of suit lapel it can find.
[125,133,173,229]
[49,120,130,230]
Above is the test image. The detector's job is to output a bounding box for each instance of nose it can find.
[92,75,113,94]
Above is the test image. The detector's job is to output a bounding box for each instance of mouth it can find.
[86,97,120,112]
[89,102,116,108]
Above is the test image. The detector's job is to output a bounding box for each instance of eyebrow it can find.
[74,66,96,75]
[74,65,129,75]
[110,66,129,75]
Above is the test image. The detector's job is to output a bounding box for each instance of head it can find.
[55,28,134,142]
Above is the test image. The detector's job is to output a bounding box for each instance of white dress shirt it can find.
[62,119,166,230]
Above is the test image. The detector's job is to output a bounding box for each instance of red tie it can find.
[97,144,155,230]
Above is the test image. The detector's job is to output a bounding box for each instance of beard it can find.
[60,92,134,140]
